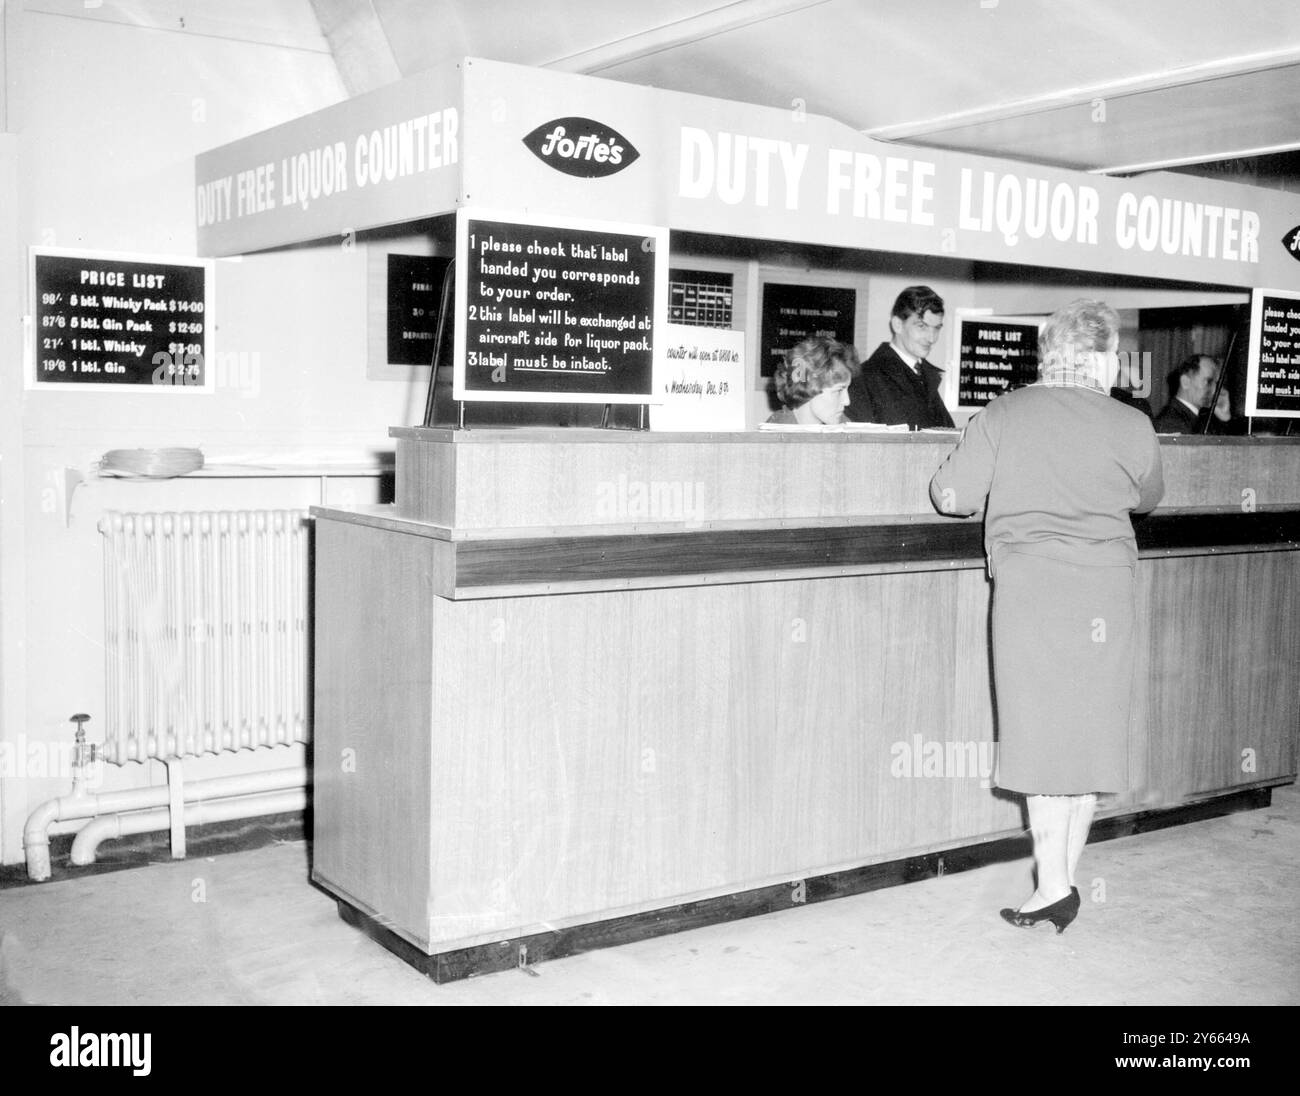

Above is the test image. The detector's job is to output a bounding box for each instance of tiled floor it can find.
[3,784,1297,1006]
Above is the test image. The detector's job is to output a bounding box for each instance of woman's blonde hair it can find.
[1038,299,1119,377]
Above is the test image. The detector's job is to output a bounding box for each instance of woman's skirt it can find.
[991,548,1137,795]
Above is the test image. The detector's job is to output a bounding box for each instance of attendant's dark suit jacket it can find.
[846,343,954,428]
[1152,398,1201,434]
[1109,387,1154,419]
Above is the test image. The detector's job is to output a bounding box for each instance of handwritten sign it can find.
[650,324,746,431]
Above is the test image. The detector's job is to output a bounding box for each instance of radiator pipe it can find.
[70,787,307,867]
[23,765,307,881]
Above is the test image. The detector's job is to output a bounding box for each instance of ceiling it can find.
[309,0,1300,189]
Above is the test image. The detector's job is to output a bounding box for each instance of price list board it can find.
[30,249,213,390]
[956,316,1040,409]
[454,212,666,403]
[1246,287,1300,417]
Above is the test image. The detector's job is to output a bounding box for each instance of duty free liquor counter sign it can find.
[193,57,1300,414]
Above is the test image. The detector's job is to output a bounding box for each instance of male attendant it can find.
[1153,354,1216,434]
[846,286,954,429]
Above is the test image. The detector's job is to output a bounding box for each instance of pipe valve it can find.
[70,713,99,766]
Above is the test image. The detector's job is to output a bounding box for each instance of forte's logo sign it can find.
[522,117,639,178]
[1283,225,1300,263]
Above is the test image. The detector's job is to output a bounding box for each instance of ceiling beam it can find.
[21,0,331,52]
[309,0,400,97]
[543,0,832,74]
[867,44,1300,144]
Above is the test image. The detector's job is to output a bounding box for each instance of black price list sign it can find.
[387,254,451,365]
[32,252,209,388]
[459,217,659,402]
[957,317,1040,407]
[1247,291,1300,417]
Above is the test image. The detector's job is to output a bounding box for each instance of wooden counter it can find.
[311,429,1300,977]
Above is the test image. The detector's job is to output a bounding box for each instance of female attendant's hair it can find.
[774,337,859,408]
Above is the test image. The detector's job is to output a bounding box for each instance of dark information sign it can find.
[759,283,855,377]
[387,254,451,365]
[1246,290,1300,417]
[457,216,660,402]
[669,268,733,328]
[957,316,1040,407]
[32,251,209,388]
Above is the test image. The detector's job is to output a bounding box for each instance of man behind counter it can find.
[1153,353,1217,434]
[846,286,955,429]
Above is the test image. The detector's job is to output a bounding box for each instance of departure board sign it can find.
[668,268,733,328]
[387,254,451,365]
[1245,287,1300,417]
[759,283,856,377]
[955,315,1041,409]
[30,248,214,391]
[454,210,667,402]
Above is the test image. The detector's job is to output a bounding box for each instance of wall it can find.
[0,2,416,864]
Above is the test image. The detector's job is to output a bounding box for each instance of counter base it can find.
[333,784,1277,984]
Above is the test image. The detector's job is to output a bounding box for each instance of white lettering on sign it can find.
[958,169,1099,246]
[281,142,348,211]
[678,127,808,210]
[1114,193,1259,262]
[825,150,935,225]
[235,162,277,217]
[196,106,460,226]
[355,107,459,188]
[195,176,235,227]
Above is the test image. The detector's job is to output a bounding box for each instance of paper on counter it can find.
[757,421,910,432]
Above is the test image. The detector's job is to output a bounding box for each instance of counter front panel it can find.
[312,430,1300,956]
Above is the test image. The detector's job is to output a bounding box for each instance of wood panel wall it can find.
[313,521,438,946]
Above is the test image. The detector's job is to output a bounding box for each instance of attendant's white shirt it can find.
[891,342,922,373]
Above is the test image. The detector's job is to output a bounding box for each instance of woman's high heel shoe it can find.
[1000,887,1081,934]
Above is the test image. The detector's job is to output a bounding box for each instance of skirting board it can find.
[333,785,1276,984]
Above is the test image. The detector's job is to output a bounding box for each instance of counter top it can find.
[391,425,1300,532]
[390,425,1300,446]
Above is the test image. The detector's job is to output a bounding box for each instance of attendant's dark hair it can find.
[1166,354,1212,401]
[891,286,945,322]
[774,337,859,409]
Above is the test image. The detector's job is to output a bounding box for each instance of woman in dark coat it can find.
[929,299,1164,933]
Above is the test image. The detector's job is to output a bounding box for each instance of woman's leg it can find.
[1066,793,1097,889]
[1020,794,1072,911]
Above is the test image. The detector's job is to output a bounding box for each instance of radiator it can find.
[99,510,310,763]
